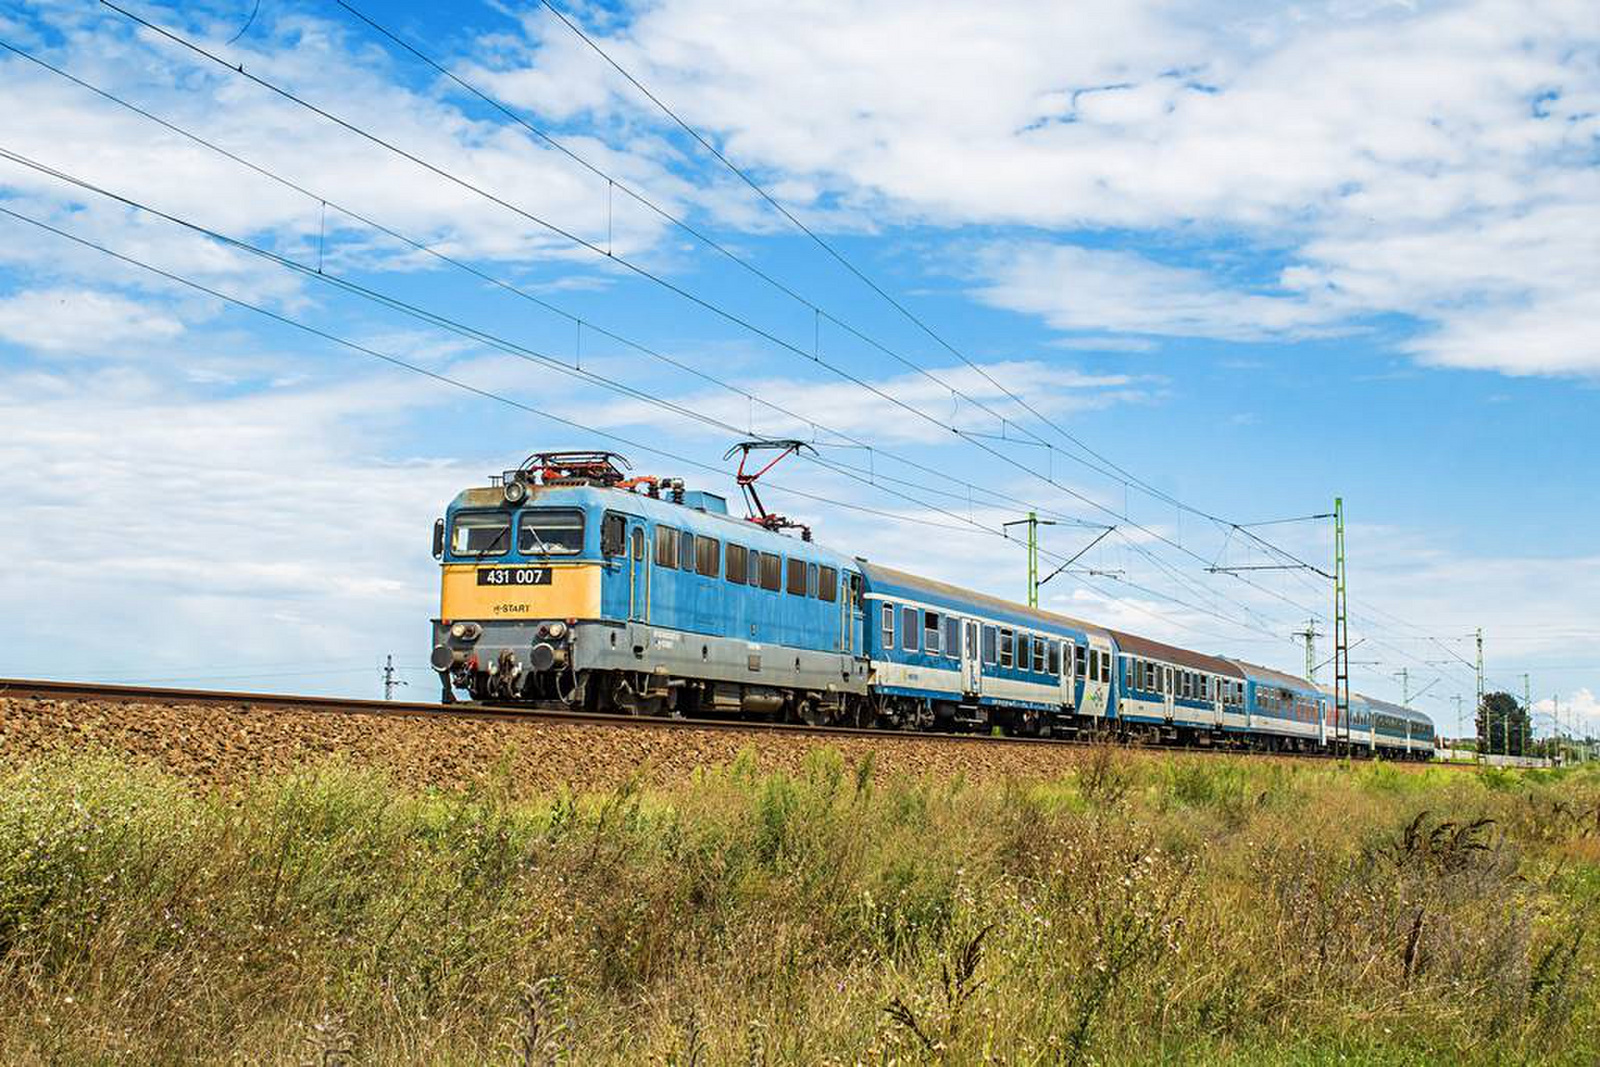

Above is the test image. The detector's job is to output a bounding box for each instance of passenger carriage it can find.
[1231,661,1330,753]
[857,563,1115,735]
[1109,630,1246,744]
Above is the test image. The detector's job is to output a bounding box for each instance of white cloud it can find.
[484,0,1599,375]
[0,287,183,353]
[571,358,1156,446]
[972,243,1348,342]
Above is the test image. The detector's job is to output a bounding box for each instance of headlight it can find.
[451,622,467,639]
[503,478,528,505]
[547,621,566,639]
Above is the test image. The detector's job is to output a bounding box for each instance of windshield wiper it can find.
[520,523,554,555]
[473,522,511,557]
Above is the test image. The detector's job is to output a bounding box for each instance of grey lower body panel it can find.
[575,622,867,695]
[432,617,867,696]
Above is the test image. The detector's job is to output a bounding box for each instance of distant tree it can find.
[1476,691,1523,756]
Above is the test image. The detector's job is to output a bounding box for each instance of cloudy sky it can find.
[1,0,1596,738]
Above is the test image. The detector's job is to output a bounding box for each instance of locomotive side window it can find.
[807,563,819,598]
[600,511,627,557]
[982,625,996,665]
[902,607,918,651]
[655,526,678,568]
[759,553,782,591]
[679,530,697,571]
[726,543,748,584]
[787,558,807,596]
[518,508,585,555]
[882,603,894,648]
[818,565,838,601]
[631,527,644,561]
[748,548,762,586]
[923,611,940,654]
[696,536,719,576]
[450,511,511,556]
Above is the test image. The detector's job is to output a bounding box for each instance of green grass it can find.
[1,749,1598,1064]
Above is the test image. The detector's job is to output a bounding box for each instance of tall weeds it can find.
[0,752,1595,1063]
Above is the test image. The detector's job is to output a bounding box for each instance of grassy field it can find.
[1,749,1597,1064]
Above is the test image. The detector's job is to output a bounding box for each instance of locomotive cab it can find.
[430,453,624,704]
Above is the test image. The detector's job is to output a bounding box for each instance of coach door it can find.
[1081,638,1111,718]
[1163,665,1176,722]
[1059,639,1075,707]
[962,620,981,694]
[627,521,648,621]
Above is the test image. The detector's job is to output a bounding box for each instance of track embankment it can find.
[0,687,1099,795]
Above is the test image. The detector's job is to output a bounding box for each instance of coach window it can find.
[696,535,719,577]
[601,511,626,557]
[882,604,895,648]
[1032,637,1046,673]
[902,607,918,651]
[982,625,997,665]
[759,552,782,591]
[945,615,960,657]
[726,543,747,584]
[924,611,941,654]
[655,526,678,568]
[450,511,511,556]
[1049,640,1061,676]
[1074,645,1087,680]
[999,629,1014,668]
[818,565,838,602]
[519,508,585,555]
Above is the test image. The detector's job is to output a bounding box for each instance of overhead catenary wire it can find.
[0,198,1291,651]
[72,8,1331,644]
[531,0,1351,576]
[525,0,1503,674]
[0,41,1319,658]
[37,6,1493,688]
[0,38,1113,533]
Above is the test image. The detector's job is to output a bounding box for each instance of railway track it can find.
[0,677,1453,767]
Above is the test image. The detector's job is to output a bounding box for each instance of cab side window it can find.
[655,527,678,568]
[601,511,626,557]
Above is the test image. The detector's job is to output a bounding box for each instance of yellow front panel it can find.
[440,563,601,621]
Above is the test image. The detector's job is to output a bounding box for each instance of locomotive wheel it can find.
[609,672,664,716]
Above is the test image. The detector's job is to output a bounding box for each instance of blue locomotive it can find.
[429,451,1434,759]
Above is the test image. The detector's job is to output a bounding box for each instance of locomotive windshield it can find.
[518,508,585,555]
[450,511,511,556]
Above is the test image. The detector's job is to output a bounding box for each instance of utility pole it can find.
[1475,627,1486,757]
[1522,673,1532,758]
[1003,511,1056,608]
[1294,618,1320,683]
[383,654,407,701]
[1333,498,1350,748]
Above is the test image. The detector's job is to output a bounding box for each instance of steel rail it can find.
[0,677,1457,767]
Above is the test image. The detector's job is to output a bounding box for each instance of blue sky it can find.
[1,0,1596,736]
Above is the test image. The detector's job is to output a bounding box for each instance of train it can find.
[428,451,1436,759]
